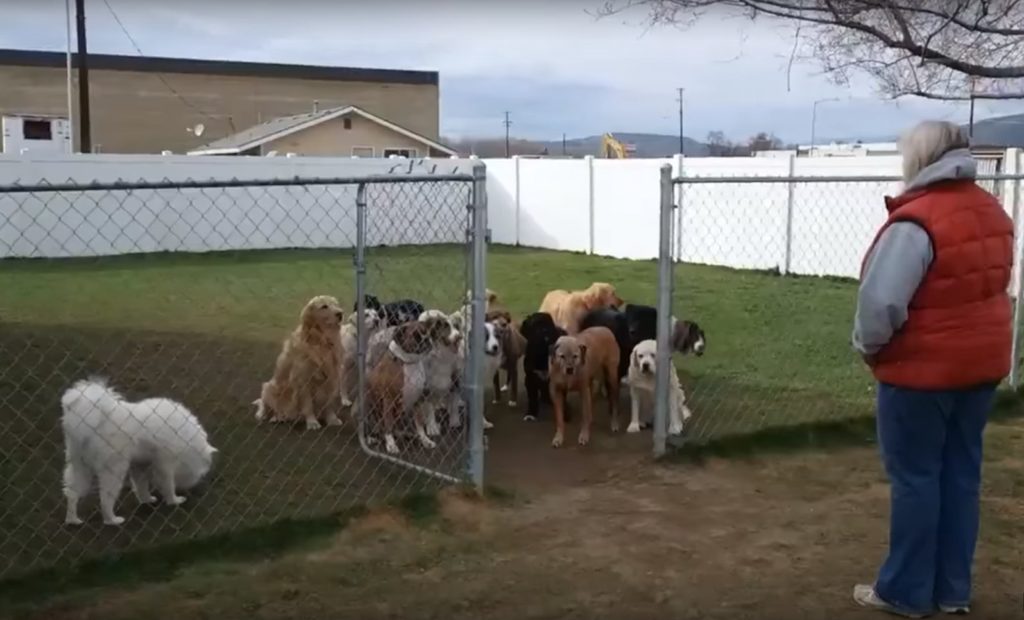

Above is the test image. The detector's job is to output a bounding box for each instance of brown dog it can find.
[366,319,450,455]
[547,326,620,448]
[255,295,345,430]
[539,282,624,335]
[486,309,527,406]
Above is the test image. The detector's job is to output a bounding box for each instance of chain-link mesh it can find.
[656,173,1024,450]
[0,168,484,579]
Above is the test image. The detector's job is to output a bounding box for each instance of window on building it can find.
[23,119,52,141]
[343,117,352,130]
[383,148,417,158]
[352,146,374,158]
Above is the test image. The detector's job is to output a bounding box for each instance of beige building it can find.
[0,48,441,154]
[188,105,456,158]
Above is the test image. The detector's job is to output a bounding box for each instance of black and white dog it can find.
[623,303,706,357]
[357,294,425,327]
[518,312,567,422]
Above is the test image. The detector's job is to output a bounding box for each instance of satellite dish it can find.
[193,123,205,137]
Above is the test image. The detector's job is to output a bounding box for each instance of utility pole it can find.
[562,133,567,156]
[75,0,91,153]
[968,77,977,139]
[677,87,685,156]
[503,111,512,158]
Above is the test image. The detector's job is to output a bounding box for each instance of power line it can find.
[99,0,235,132]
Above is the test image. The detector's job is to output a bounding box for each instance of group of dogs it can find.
[58,282,705,525]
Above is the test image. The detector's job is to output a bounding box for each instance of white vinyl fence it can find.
[1,150,1017,281]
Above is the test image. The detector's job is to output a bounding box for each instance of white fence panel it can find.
[591,158,670,260]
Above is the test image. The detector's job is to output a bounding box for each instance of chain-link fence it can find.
[652,165,1024,455]
[0,164,488,578]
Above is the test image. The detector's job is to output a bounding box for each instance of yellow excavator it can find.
[599,133,636,158]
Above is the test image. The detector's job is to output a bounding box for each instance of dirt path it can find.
[16,419,1024,620]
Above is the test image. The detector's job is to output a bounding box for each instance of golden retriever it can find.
[538,282,624,335]
[254,295,345,431]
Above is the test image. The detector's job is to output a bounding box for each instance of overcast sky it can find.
[2,0,1020,143]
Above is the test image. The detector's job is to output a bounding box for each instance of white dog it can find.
[626,339,692,436]
[339,307,383,408]
[61,378,217,526]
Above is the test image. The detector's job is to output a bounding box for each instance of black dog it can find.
[357,294,425,327]
[519,311,567,422]
[623,303,706,357]
[579,307,632,381]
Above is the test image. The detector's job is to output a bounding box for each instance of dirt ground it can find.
[14,405,1023,620]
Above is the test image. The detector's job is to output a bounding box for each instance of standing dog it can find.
[548,326,621,448]
[418,310,464,436]
[627,339,693,435]
[538,282,624,335]
[367,320,450,454]
[255,295,345,430]
[486,309,527,407]
[519,312,566,421]
[61,378,217,526]
[339,307,383,409]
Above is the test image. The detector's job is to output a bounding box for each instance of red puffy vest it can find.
[861,179,1015,390]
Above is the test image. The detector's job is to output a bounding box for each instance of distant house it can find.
[187,105,457,158]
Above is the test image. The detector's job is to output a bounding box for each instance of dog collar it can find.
[388,340,423,364]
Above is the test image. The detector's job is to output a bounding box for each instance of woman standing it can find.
[851,120,1014,617]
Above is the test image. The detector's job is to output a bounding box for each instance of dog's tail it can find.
[61,376,125,423]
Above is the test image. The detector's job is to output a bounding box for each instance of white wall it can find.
[1,151,1019,285]
[0,154,478,258]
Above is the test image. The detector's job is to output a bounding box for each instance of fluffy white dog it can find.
[626,339,692,436]
[61,378,217,526]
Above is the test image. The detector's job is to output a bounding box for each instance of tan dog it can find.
[367,319,451,454]
[255,295,345,431]
[548,326,621,448]
[538,282,624,335]
[487,309,527,407]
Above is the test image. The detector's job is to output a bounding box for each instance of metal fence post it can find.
[1010,152,1024,389]
[514,154,521,246]
[467,162,488,491]
[354,182,370,448]
[783,153,796,275]
[653,164,675,458]
[675,153,684,263]
[586,154,595,255]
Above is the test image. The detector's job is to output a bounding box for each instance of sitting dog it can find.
[486,309,527,407]
[61,378,217,526]
[624,304,707,357]
[548,326,621,448]
[359,294,425,327]
[418,310,464,436]
[367,319,450,454]
[519,312,566,421]
[339,307,383,408]
[538,282,624,335]
[255,295,345,430]
[627,339,693,435]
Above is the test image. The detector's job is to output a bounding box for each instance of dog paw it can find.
[305,419,322,431]
[419,436,437,449]
[551,433,564,448]
[426,420,442,437]
[669,424,684,436]
[508,400,517,407]
[483,417,494,430]
[384,435,399,454]
[325,415,344,427]
[500,384,509,392]
[610,421,620,433]
[104,516,125,526]
[340,397,353,408]
[65,516,84,526]
[577,433,590,446]
[141,494,157,504]
[626,422,641,434]
[523,414,537,422]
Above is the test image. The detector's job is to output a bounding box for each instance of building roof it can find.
[0,48,438,86]
[187,105,457,157]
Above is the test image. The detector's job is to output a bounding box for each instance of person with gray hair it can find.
[851,120,1014,617]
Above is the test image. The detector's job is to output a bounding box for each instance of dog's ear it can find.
[631,347,639,369]
[672,320,693,353]
[548,341,559,360]
[578,344,588,364]
[207,446,219,456]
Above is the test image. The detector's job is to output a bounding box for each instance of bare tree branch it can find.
[597,0,1024,100]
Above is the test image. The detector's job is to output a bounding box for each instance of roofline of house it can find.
[187,105,458,157]
[0,48,439,86]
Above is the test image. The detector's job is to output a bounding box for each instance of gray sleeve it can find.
[851,222,933,355]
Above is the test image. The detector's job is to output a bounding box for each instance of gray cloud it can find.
[3,0,1012,143]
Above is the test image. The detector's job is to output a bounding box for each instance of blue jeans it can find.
[874,382,994,614]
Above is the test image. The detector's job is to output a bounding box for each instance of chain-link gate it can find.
[0,162,488,579]
[654,165,1024,456]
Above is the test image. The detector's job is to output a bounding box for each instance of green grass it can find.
[0,243,954,585]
